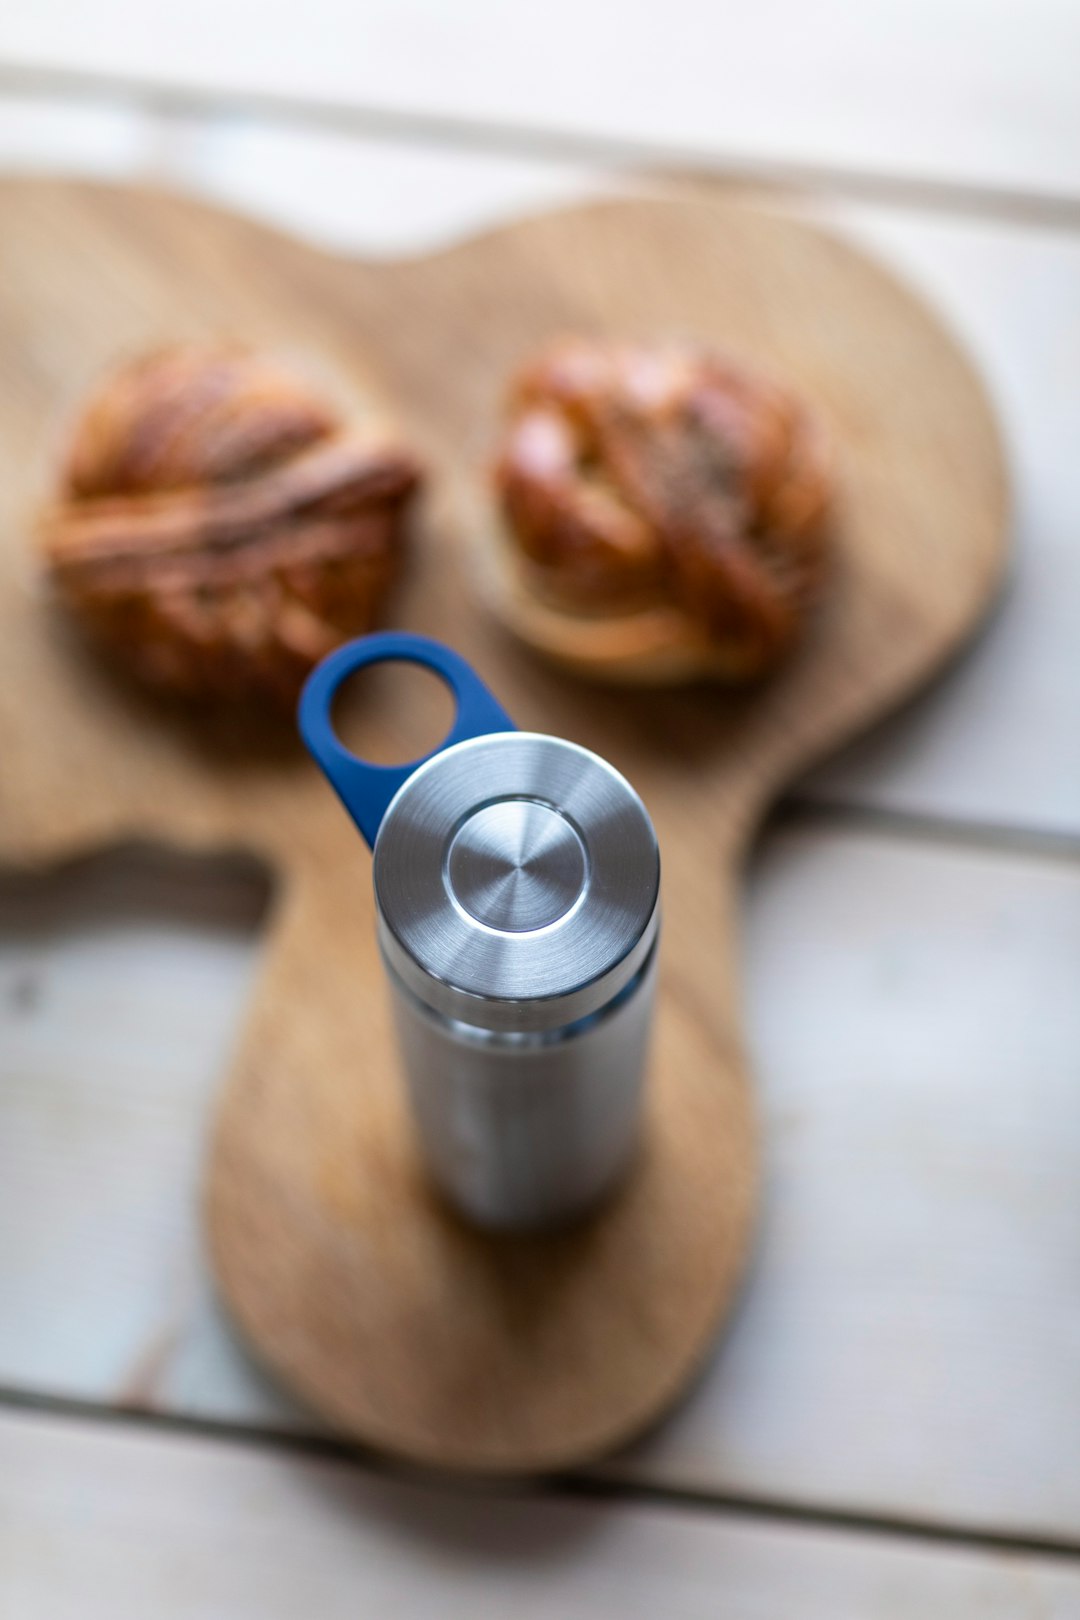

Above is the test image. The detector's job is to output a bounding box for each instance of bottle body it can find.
[384,934,659,1230]
[300,638,662,1234]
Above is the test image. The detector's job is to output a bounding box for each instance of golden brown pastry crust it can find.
[41,346,422,703]
[492,338,831,680]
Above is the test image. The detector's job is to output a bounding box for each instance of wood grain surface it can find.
[0,179,1007,1471]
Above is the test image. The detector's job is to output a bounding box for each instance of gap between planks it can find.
[4,59,1080,236]
[3,1383,1080,1569]
[775,799,1080,871]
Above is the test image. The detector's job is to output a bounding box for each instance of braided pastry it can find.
[41,345,422,703]
[491,338,832,682]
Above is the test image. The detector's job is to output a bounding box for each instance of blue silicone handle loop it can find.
[298,631,516,849]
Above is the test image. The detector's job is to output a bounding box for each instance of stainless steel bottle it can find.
[300,633,660,1231]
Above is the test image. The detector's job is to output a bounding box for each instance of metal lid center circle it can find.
[445,798,587,934]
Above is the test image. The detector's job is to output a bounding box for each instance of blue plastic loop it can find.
[298,632,516,849]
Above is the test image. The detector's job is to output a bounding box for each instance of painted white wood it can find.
[0,95,601,257]
[601,822,1080,1538]
[4,1407,1080,1619]
[0,852,291,1422]
[141,110,603,258]
[3,827,1080,1540]
[2,1,1080,202]
[0,90,147,175]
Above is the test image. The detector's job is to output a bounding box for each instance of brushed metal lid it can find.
[373,732,660,1032]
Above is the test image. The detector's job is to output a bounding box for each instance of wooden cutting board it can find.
[0,179,1007,1473]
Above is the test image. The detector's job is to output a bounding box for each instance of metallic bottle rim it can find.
[373,731,660,1033]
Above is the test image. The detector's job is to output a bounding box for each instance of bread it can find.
[490,338,832,683]
[40,345,422,703]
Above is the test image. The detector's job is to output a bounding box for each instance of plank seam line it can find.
[1,1385,1078,1564]
[563,1476,1080,1566]
[778,797,1080,868]
[3,59,1080,234]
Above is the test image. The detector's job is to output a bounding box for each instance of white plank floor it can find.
[0,851,281,1418]
[4,1408,1080,1620]
[0,19,1078,1609]
[3,1,1080,201]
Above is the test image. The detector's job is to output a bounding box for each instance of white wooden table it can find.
[2,8,1080,1612]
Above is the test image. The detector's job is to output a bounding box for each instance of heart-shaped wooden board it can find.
[0,179,1007,1472]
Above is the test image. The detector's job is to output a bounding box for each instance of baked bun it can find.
[41,345,422,703]
[490,338,831,682]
